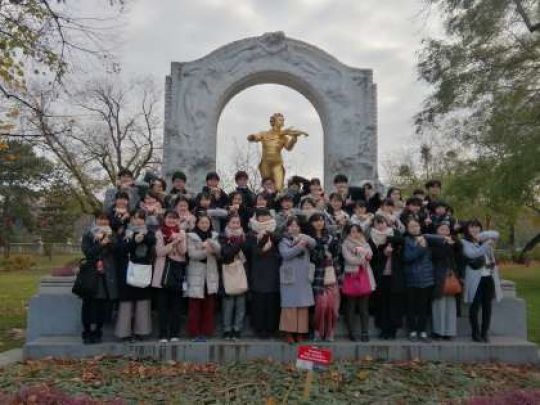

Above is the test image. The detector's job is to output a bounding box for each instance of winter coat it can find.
[310,232,339,296]
[186,231,221,298]
[341,186,364,215]
[402,234,445,288]
[81,231,119,301]
[341,237,376,292]
[232,187,256,208]
[199,186,229,208]
[430,238,462,298]
[116,230,156,301]
[242,232,281,294]
[151,229,187,289]
[462,231,503,303]
[326,210,350,237]
[368,232,405,292]
[278,234,316,308]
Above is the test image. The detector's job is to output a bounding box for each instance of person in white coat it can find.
[186,215,221,341]
[461,219,502,343]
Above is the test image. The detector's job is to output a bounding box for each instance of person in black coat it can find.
[197,171,229,209]
[425,179,442,213]
[242,209,281,338]
[430,221,462,340]
[368,215,405,339]
[362,182,382,214]
[166,171,194,209]
[80,212,119,344]
[108,191,131,235]
[231,170,256,209]
[332,173,365,215]
[261,177,278,210]
[228,191,251,233]
[114,209,156,341]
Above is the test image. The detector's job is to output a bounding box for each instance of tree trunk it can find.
[517,232,540,263]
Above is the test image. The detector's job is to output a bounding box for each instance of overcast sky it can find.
[114,0,440,184]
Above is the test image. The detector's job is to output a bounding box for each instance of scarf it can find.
[344,236,372,260]
[161,223,179,244]
[90,225,112,238]
[194,226,213,242]
[345,234,366,248]
[224,226,245,244]
[370,227,394,247]
[125,224,147,240]
[249,217,277,234]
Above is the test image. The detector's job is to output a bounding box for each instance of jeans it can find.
[222,294,246,333]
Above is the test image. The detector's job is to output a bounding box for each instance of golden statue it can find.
[247,113,309,190]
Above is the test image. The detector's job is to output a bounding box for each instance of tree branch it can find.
[512,0,540,32]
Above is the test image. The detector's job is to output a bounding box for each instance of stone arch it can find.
[163,31,377,190]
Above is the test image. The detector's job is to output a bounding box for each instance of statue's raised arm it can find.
[246,113,308,191]
[283,127,309,138]
[247,132,264,142]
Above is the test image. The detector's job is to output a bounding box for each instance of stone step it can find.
[24,336,539,364]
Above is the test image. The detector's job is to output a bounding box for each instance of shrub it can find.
[0,255,37,272]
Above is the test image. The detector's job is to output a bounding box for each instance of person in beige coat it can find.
[341,224,376,342]
[186,215,221,341]
[151,211,187,343]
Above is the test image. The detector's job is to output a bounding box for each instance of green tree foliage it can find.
[416,0,540,259]
[0,140,54,246]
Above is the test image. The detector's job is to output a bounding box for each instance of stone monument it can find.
[162,31,378,190]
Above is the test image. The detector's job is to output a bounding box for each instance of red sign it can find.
[297,345,333,365]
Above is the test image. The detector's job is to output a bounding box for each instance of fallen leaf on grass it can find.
[357,370,369,381]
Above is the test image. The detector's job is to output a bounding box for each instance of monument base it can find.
[24,336,539,364]
[24,276,539,364]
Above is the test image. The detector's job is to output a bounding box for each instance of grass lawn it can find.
[0,255,79,352]
[500,262,540,344]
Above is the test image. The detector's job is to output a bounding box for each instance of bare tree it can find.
[218,139,262,192]
[21,75,162,212]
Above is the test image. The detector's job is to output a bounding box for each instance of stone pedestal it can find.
[25,276,537,363]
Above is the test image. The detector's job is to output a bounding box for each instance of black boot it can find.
[90,329,102,344]
[82,330,92,345]
[470,313,481,342]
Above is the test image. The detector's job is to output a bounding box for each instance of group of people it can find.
[78,168,502,346]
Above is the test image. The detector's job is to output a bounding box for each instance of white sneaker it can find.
[159,338,168,343]
[170,337,180,342]
[408,332,418,341]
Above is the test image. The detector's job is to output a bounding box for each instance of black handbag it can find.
[72,259,99,298]
[161,258,185,292]
[468,256,486,270]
